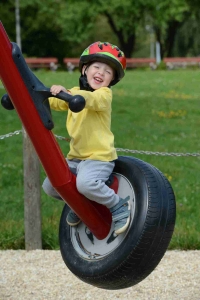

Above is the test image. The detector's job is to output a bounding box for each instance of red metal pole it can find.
[0,21,112,239]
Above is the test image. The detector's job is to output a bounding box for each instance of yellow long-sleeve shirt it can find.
[48,86,117,161]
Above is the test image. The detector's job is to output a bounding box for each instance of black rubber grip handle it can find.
[55,91,85,113]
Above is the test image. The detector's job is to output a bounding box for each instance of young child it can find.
[42,41,130,235]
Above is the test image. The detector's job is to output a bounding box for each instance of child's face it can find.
[84,62,114,90]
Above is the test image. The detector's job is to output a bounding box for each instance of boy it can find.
[43,42,130,235]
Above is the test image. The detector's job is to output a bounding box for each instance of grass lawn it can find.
[0,69,200,249]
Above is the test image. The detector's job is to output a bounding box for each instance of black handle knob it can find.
[68,95,85,113]
[1,94,15,110]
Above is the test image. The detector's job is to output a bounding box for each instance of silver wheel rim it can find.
[70,172,135,261]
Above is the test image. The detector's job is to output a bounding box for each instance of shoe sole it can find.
[114,216,130,235]
[66,219,81,226]
[114,199,131,235]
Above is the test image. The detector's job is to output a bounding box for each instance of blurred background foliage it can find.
[1,0,200,63]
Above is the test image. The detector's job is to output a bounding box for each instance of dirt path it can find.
[0,250,199,300]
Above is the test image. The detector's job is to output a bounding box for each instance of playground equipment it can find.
[0,21,176,290]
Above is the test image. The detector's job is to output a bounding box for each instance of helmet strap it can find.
[79,65,94,92]
[79,73,94,92]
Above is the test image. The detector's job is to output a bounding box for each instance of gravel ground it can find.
[0,250,199,300]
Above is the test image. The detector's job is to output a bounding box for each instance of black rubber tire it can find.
[59,156,176,290]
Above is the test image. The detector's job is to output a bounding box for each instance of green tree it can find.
[96,0,145,57]
[173,13,200,56]
[55,0,147,58]
[1,0,198,60]
[147,0,191,58]
[0,0,68,60]
[0,0,16,41]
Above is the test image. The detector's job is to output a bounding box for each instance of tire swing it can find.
[59,155,176,290]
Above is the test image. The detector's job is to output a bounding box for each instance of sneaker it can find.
[110,196,130,235]
[66,210,81,226]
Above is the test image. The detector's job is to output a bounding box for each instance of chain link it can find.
[1,129,200,157]
[54,134,71,142]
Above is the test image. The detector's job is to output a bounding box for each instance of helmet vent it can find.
[98,43,103,50]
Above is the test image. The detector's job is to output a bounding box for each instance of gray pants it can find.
[42,159,119,209]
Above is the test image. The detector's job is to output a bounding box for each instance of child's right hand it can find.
[50,85,68,96]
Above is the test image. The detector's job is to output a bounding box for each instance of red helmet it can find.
[79,42,126,85]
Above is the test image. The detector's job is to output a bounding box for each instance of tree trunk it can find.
[104,12,136,57]
[120,33,136,58]
[165,20,180,57]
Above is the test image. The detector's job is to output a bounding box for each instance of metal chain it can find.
[1,129,200,157]
[0,130,22,140]
[116,148,200,157]
[54,134,71,142]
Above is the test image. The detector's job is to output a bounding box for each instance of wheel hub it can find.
[70,173,135,261]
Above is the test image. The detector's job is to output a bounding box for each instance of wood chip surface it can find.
[0,250,199,300]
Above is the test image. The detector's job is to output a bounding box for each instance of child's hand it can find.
[50,85,67,96]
